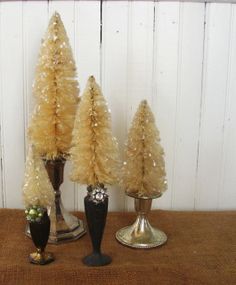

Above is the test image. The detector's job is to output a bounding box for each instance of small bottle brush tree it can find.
[70,76,119,266]
[28,12,79,159]
[123,100,167,198]
[23,146,54,220]
[70,75,119,187]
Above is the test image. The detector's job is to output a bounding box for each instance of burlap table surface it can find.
[0,209,235,285]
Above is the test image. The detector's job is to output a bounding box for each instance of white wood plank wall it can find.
[0,1,235,211]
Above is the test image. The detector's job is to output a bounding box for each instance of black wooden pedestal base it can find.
[84,188,111,267]
[83,252,112,267]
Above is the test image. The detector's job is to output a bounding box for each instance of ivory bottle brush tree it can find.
[116,100,167,249]
[26,12,85,244]
[70,76,119,266]
[23,146,54,210]
[28,12,79,159]
[122,100,167,198]
[70,75,119,186]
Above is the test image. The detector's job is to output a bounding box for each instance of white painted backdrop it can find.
[0,0,236,211]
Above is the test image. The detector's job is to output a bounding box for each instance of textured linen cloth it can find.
[0,209,235,285]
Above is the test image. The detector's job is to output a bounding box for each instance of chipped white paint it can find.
[0,1,235,211]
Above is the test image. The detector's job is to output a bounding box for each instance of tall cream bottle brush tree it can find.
[27,12,85,243]
[28,12,79,159]
[70,76,119,266]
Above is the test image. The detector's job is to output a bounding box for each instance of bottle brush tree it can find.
[23,146,54,209]
[28,12,79,160]
[70,76,119,187]
[71,76,118,267]
[122,100,167,198]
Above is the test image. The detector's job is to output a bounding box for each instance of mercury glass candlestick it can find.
[116,192,167,248]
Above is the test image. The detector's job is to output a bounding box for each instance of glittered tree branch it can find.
[70,76,120,186]
[28,12,79,160]
[122,100,167,198]
[23,146,54,208]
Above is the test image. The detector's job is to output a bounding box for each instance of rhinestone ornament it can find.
[89,187,108,204]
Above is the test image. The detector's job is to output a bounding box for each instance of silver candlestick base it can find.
[116,193,167,249]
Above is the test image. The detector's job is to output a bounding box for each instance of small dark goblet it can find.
[29,211,54,265]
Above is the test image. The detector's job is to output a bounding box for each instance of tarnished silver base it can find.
[26,214,86,244]
[48,203,86,244]
[116,195,167,248]
[48,219,86,243]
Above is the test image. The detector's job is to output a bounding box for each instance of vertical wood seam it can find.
[100,0,103,86]
[123,1,131,211]
[122,1,129,211]
[48,0,51,20]
[151,0,157,107]
[152,0,159,113]
[194,2,208,209]
[47,0,50,18]
[0,1,6,208]
[22,1,28,162]
[124,0,133,211]
[73,0,78,211]
[170,2,183,209]
[217,4,234,209]
[152,1,162,206]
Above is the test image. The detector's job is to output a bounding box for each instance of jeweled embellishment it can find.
[89,187,108,204]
